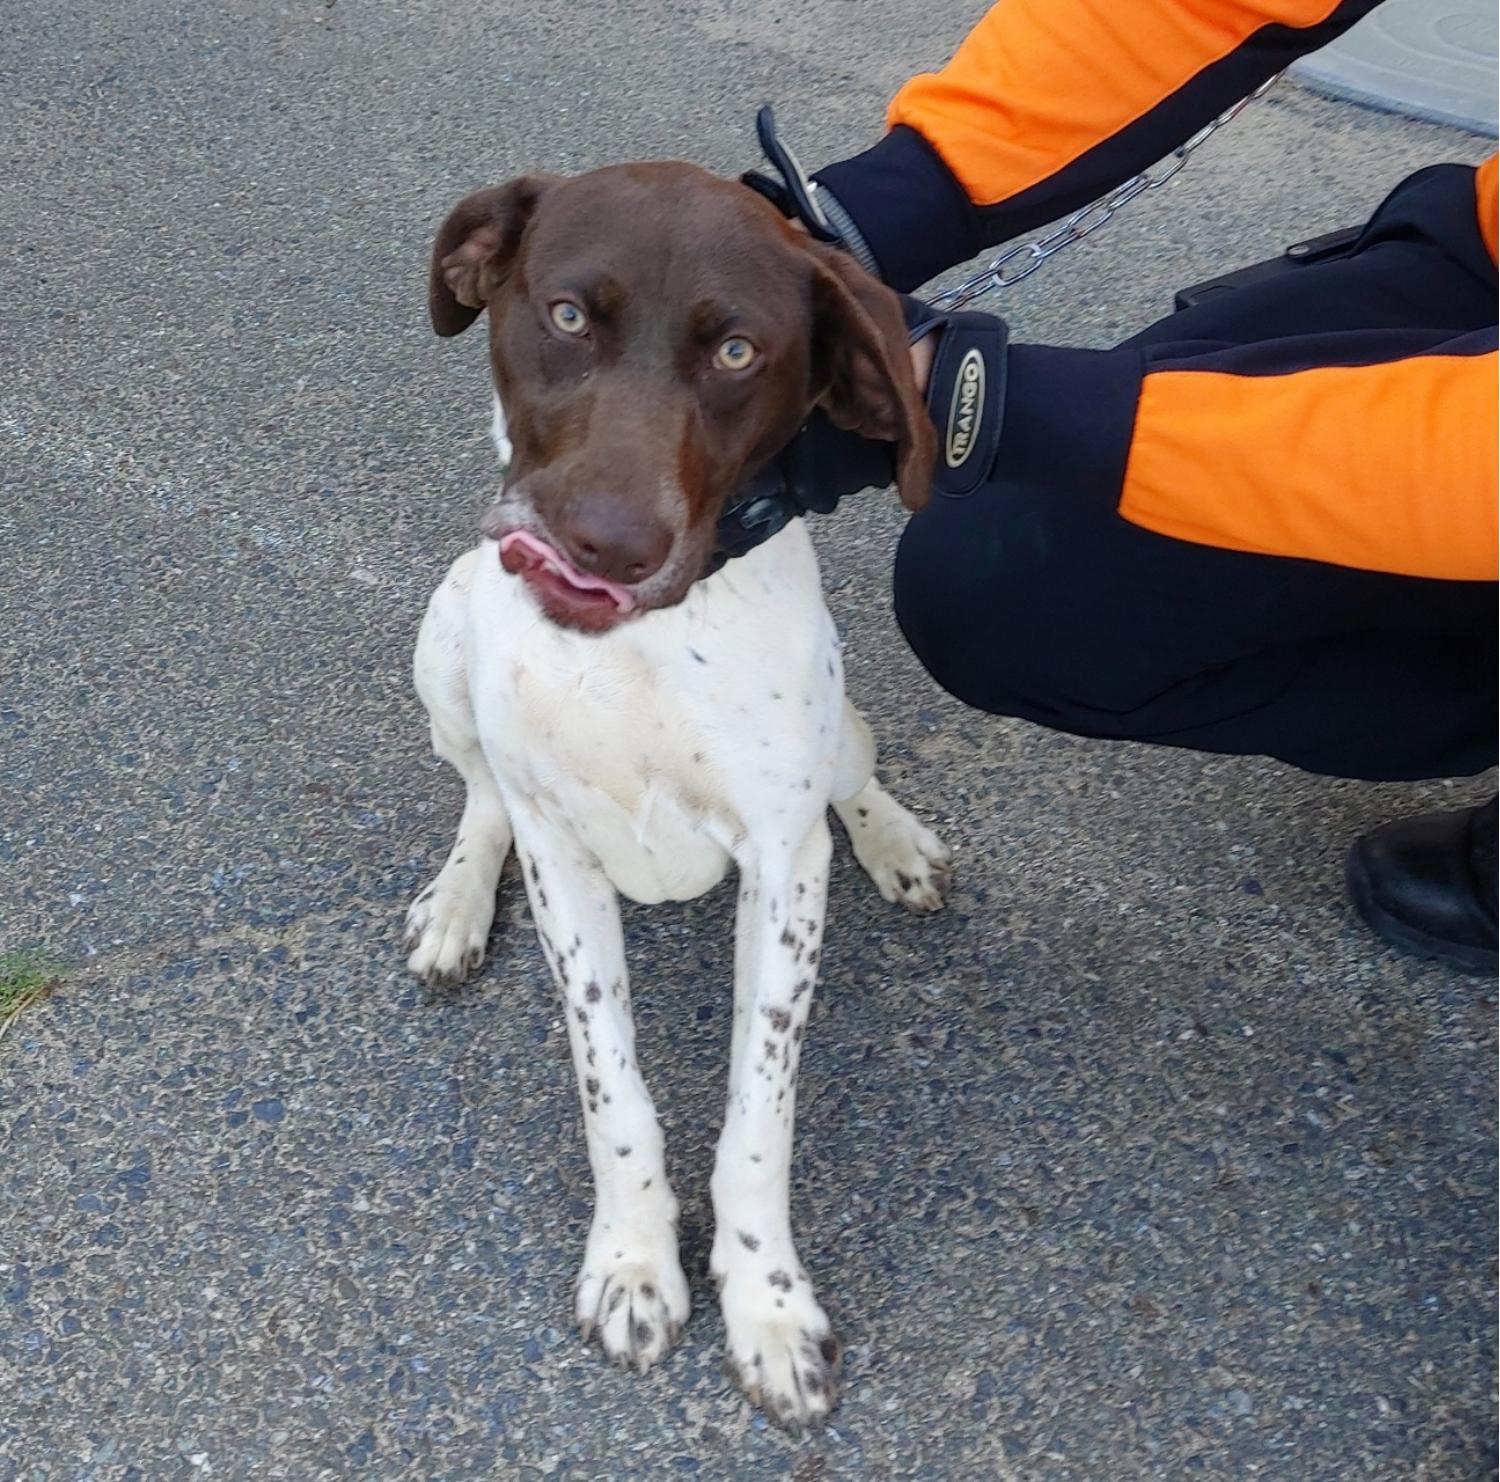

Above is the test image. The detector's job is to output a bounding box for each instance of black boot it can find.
[1346,798,1497,977]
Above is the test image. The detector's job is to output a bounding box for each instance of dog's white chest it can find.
[464,530,843,904]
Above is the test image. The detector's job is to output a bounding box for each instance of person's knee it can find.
[892,508,1080,725]
[892,505,1190,736]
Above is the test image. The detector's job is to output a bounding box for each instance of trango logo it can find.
[944,349,984,469]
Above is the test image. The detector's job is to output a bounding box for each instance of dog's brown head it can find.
[429,162,934,633]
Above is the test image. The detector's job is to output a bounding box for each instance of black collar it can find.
[705,486,800,575]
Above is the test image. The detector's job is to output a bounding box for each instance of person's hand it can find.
[711,408,900,567]
[710,295,1008,568]
[910,330,937,396]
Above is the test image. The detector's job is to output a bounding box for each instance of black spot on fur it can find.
[528,860,540,883]
[739,1231,760,1252]
[454,855,466,866]
[585,981,602,1003]
[640,1283,656,1301]
[688,648,707,664]
[779,926,797,949]
[764,1007,791,1032]
[768,1270,792,1292]
[586,1077,599,1097]
[895,872,913,893]
[642,1178,652,1190]
[749,1153,762,1164]
[820,1336,840,1366]
[793,1025,804,1042]
[616,1145,631,1157]
[857,807,869,819]
[537,890,549,910]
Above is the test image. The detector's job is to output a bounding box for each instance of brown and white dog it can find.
[404,162,951,1429]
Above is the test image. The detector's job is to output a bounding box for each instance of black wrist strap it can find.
[915,309,1008,498]
[742,105,842,244]
[741,105,883,278]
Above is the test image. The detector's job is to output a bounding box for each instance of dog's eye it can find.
[713,336,757,371]
[549,301,588,336]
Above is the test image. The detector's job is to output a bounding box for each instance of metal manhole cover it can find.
[1292,0,1497,136]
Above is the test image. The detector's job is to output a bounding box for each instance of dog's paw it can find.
[575,1238,690,1374]
[720,1274,840,1432]
[842,788,952,914]
[402,868,497,986]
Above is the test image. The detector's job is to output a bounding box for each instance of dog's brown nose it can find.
[558,503,673,586]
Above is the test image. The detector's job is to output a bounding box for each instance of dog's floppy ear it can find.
[808,245,935,511]
[428,175,558,337]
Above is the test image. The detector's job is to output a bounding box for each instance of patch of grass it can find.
[0,949,63,1043]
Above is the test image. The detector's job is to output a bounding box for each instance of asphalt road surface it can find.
[2,1,1494,1477]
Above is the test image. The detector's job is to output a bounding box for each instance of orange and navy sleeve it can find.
[816,0,1383,290]
[1127,331,1496,580]
[989,158,1498,582]
[995,325,1498,582]
[1477,154,1498,262]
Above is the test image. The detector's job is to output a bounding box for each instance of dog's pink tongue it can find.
[498,531,637,613]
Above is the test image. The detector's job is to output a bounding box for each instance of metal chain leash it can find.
[928,72,1285,311]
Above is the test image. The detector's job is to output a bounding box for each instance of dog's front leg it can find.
[516,829,689,1373]
[712,818,840,1430]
